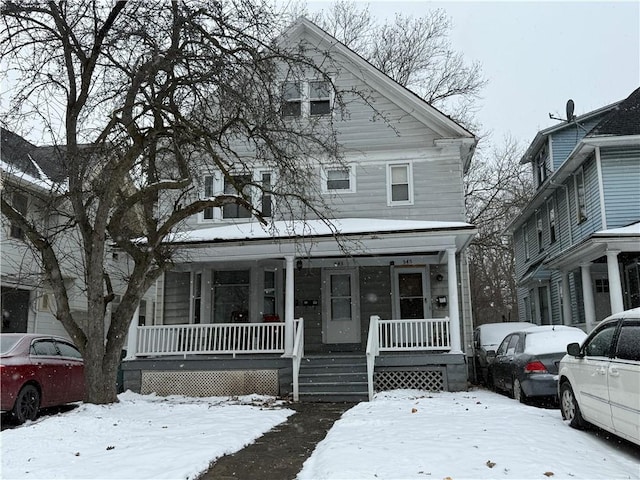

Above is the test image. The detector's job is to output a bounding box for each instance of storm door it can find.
[322,268,360,344]
[393,267,430,319]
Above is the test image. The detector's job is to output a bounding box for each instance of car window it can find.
[584,323,617,357]
[56,341,82,359]
[496,335,511,356]
[0,336,21,354]
[31,339,59,356]
[506,335,519,355]
[615,323,640,361]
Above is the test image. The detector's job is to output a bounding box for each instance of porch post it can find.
[124,305,139,360]
[606,250,624,315]
[580,263,596,332]
[561,271,572,326]
[284,255,295,356]
[447,248,462,353]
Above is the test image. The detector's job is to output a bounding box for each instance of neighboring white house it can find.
[507,87,640,331]
[122,18,479,401]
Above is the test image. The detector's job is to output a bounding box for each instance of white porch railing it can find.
[134,322,287,358]
[366,315,451,400]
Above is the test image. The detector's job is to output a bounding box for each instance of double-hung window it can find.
[387,162,413,205]
[575,167,587,223]
[281,79,332,117]
[322,165,355,194]
[9,193,28,239]
[522,224,530,261]
[547,198,557,243]
[223,174,252,219]
[536,211,543,252]
[282,82,303,117]
[260,171,273,217]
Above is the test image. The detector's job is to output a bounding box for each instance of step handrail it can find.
[366,315,380,401]
[292,317,304,401]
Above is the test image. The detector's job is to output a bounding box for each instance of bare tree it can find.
[465,137,533,325]
[1,0,350,404]
[309,1,486,129]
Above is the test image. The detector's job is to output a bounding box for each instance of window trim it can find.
[201,169,276,223]
[547,197,557,244]
[522,223,530,261]
[9,192,28,240]
[574,167,587,223]
[321,165,356,194]
[536,211,543,252]
[281,77,334,118]
[386,161,414,206]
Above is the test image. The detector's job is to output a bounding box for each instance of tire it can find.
[12,384,40,424]
[513,378,527,403]
[560,382,586,429]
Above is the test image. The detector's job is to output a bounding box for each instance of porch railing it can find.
[134,321,287,358]
[366,315,451,400]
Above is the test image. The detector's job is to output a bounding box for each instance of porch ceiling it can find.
[166,218,477,262]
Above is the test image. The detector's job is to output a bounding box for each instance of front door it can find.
[393,267,430,319]
[322,268,360,344]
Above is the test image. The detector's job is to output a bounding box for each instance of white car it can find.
[558,308,640,446]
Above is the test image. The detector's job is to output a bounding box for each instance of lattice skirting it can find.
[375,368,445,392]
[141,370,279,397]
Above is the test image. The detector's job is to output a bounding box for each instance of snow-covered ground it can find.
[1,389,638,480]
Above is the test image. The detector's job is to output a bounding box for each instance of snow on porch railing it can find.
[135,322,286,358]
[366,316,451,401]
[378,317,451,351]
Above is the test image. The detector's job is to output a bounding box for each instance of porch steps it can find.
[297,354,369,402]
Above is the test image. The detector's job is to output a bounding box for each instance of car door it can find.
[608,320,640,443]
[571,321,618,428]
[55,340,85,402]
[492,334,519,391]
[30,339,66,406]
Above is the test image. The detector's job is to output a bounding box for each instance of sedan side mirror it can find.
[486,350,496,360]
[566,342,581,356]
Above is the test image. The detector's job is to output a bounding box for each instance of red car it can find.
[1,333,84,423]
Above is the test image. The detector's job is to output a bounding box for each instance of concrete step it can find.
[298,391,369,403]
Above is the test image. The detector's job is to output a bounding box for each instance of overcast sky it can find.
[307,0,640,148]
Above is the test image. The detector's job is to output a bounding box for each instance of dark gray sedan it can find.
[488,325,586,403]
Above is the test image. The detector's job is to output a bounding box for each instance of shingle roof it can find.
[0,127,41,178]
[588,86,640,137]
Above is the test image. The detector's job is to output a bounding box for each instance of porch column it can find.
[606,250,624,314]
[561,271,572,326]
[284,255,295,356]
[580,263,596,332]
[124,306,139,360]
[447,248,462,353]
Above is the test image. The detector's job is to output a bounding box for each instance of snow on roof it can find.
[476,322,536,348]
[1,159,60,192]
[594,221,640,236]
[168,218,475,243]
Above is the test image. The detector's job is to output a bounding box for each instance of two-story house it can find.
[123,18,477,399]
[1,128,70,336]
[508,88,640,332]
[120,17,479,401]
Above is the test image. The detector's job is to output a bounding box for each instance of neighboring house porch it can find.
[122,218,475,401]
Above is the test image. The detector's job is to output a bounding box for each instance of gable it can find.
[278,18,476,160]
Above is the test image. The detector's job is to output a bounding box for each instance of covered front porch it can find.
[122,219,475,401]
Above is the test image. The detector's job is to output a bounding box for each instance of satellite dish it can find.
[566,99,575,122]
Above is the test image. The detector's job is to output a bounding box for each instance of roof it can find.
[588,87,640,137]
[167,218,475,244]
[0,127,41,178]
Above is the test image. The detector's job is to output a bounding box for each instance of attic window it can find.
[282,82,302,117]
[309,81,331,115]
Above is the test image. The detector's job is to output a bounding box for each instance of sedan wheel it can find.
[513,378,527,403]
[12,385,40,424]
[560,382,586,429]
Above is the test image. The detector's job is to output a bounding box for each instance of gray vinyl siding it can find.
[567,155,602,244]
[163,271,190,325]
[601,147,640,228]
[549,117,604,170]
